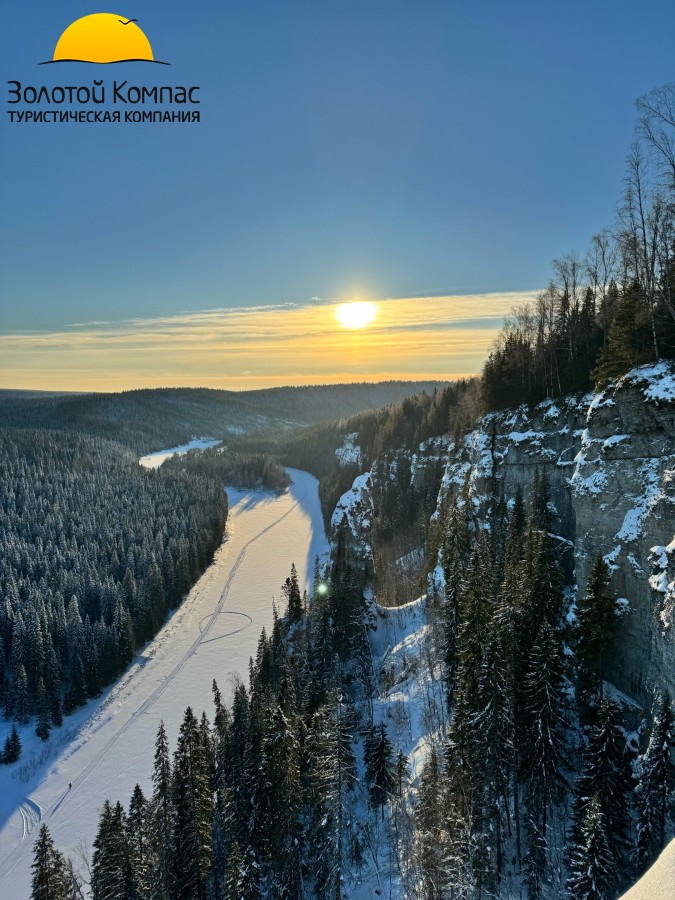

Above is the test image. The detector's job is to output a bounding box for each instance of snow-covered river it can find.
[0,463,329,897]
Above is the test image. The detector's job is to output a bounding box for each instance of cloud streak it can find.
[0,291,537,392]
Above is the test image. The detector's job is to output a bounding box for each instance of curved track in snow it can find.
[49,488,304,815]
[0,470,329,893]
[18,801,41,843]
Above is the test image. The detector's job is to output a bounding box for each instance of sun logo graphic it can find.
[41,13,168,65]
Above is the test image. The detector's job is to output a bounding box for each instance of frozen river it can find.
[0,466,329,897]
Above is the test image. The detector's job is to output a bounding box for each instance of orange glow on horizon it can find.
[0,291,538,393]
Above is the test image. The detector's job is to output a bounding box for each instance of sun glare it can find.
[335,301,378,329]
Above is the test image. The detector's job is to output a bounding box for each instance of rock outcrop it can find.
[436,361,675,709]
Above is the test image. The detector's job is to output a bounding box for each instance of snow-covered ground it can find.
[138,437,222,469]
[621,839,675,899]
[0,466,328,897]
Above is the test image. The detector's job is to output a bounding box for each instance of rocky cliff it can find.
[435,361,675,709]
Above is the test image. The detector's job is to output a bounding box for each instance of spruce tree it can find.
[567,796,616,900]
[593,282,653,386]
[36,678,51,741]
[172,707,213,900]
[259,704,302,886]
[91,800,133,900]
[636,692,675,871]
[31,823,70,900]
[283,564,303,625]
[305,699,356,900]
[468,637,514,889]
[15,664,31,724]
[520,622,567,860]
[576,556,616,702]
[223,839,244,900]
[394,749,411,801]
[149,721,174,900]
[128,783,150,900]
[441,500,471,696]
[416,746,446,898]
[366,723,396,819]
[2,724,22,763]
[570,699,633,879]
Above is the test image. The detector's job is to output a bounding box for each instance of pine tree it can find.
[570,699,633,879]
[259,703,302,888]
[15,664,31,724]
[223,839,244,900]
[282,564,303,625]
[593,282,653,386]
[366,723,396,819]
[576,557,616,701]
[2,723,22,763]
[520,622,567,868]
[128,783,150,900]
[441,500,470,697]
[31,823,73,900]
[468,637,514,889]
[394,749,411,801]
[416,746,446,899]
[36,677,51,741]
[636,692,675,871]
[172,707,213,900]
[91,800,134,900]
[149,721,174,900]
[567,796,616,900]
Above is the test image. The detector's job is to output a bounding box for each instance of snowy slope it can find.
[0,467,329,897]
[621,839,675,899]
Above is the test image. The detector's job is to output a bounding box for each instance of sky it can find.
[1,1,674,390]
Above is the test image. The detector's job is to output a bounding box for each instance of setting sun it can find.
[335,301,378,329]
[52,14,154,64]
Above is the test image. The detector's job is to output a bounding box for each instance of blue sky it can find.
[1,1,674,345]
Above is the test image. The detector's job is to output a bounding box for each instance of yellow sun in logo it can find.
[50,14,158,64]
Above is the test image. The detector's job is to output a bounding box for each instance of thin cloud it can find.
[0,291,537,392]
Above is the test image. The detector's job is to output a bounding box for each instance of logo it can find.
[6,11,203,126]
[40,13,168,66]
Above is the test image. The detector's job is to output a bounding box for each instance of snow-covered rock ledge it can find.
[434,361,675,707]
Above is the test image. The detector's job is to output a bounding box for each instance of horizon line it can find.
[39,59,170,66]
[0,376,463,397]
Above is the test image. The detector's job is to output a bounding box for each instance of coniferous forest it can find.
[0,429,227,738]
[31,482,675,899]
[10,80,675,899]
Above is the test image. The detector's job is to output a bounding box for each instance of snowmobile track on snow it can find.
[46,487,306,820]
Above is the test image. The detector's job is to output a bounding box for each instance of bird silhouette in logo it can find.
[41,13,169,65]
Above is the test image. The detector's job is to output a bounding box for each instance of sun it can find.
[335,301,378,330]
[52,14,155,64]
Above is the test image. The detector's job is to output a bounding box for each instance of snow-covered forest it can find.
[0,429,227,733]
[5,81,675,899]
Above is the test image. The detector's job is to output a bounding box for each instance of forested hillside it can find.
[0,381,445,454]
[482,83,675,411]
[0,429,227,742]
[22,81,675,899]
[229,378,478,528]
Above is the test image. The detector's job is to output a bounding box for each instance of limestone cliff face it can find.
[331,471,375,576]
[436,361,675,709]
